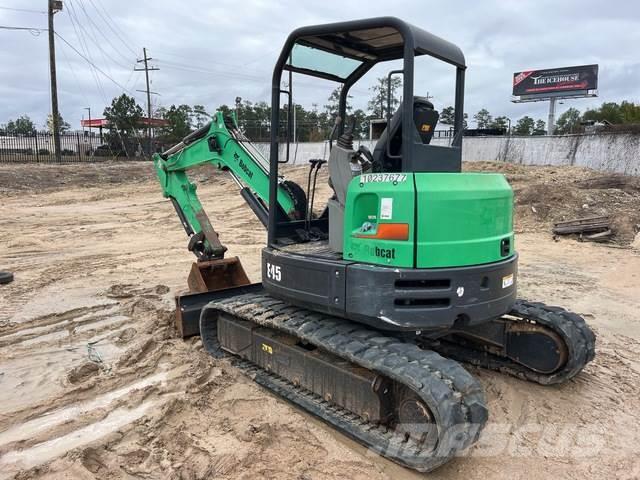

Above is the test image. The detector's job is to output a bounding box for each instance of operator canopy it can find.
[284,16,466,83]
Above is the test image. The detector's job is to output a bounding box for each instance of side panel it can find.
[262,248,347,316]
[415,173,514,268]
[342,173,415,268]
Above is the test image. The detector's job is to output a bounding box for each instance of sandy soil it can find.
[0,161,639,479]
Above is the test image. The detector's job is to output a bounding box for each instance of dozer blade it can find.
[187,256,251,293]
[175,283,262,338]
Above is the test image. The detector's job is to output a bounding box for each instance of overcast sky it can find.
[1,0,639,129]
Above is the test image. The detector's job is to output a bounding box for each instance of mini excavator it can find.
[153,17,595,472]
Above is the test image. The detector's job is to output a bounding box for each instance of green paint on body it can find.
[415,173,514,267]
[343,173,415,268]
[343,172,514,268]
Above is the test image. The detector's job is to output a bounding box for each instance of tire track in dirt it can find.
[0,284,187,479]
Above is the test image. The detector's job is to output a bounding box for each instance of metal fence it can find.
[0,131,148,163]
[0,126,505,164]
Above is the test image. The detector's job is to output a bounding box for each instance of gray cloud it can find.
[1,0,638,128]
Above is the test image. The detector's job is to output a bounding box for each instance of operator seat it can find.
[372,97,439,172]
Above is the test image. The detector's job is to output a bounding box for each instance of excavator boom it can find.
[153,111,303,261]
[152,111,307,303]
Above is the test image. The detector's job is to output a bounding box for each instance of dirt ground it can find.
[1,160,639,479]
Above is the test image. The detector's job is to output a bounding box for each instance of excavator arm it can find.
[153,111,305,261]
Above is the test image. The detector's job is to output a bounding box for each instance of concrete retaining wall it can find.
[460,133,640,175]
[254,133,640,176]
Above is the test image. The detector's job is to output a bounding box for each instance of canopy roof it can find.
[80,117,168,128]
[284,16,465,82]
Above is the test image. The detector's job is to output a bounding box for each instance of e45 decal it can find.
[266,262,281,282]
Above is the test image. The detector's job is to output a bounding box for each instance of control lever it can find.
[328,116,342,151]
[355,145,374,172]
[348,116,356,134]
[305,159,327,231]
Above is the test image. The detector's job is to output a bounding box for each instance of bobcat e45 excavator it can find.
[153,17,595,472]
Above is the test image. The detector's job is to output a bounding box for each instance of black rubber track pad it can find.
[200,293,489,472]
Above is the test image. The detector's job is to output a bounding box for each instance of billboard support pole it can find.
[547,97,557,135]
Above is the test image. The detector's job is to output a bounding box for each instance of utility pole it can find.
[235,96,242,124]
[48,0,63,162]
[547,97,557,135]
[135,48,159,155]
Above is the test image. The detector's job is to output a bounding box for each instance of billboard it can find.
[512,65,598,101]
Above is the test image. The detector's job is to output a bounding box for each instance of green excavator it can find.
[153,17,595,472]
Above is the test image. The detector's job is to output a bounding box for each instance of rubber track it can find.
[200,293,488,472]
[430,299,596,385]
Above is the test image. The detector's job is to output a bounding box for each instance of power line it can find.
[57,34,90,106]
[65,0,142,114]
[66,0,130,71]
[65,0,111,116]
[17,3,143,154]
[155,58,370,96]
[126,68,147,106]
[89,0,137,56]
[73,0,134,66]
[85,0,137,56]
[67,0,121,89]
[65,0,108,99]
[0,24,47,35]
[123,61,138,90]
[0,6,46,14]
[156,59,265,82]
[158,51,267,76]
[55,32,134,93]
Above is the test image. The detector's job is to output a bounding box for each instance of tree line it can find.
[552,101,640,134]
[0,114,71,136]
[468,108,547,135]
[468,101,640,135]
[3,79,639,143]
[0,76,403,145]
[153,77,405,144]
[150,98,640,142]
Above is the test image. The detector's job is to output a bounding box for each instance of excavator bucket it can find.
[186,257,251,293]
[174,256,254,338]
